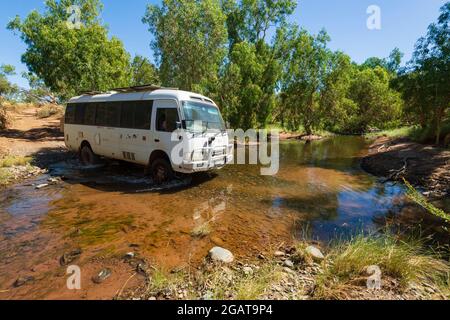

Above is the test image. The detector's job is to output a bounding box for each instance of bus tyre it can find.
[80,145,100,166]
[151,158,174,184]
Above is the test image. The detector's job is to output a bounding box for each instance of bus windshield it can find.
[182,101,226,132]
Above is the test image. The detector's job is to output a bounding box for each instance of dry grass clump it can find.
[36,104,64,118]
[0,103,11,129]
[0,155,32,168]
[314,235,450,299]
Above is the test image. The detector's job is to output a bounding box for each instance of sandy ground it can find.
[0,107,67,166]
[361,136,450,199]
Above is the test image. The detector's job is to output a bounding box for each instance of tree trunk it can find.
[435,107,443,145]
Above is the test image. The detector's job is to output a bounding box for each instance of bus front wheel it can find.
[151,158,174,184]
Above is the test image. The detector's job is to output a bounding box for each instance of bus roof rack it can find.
[110,84,178,93]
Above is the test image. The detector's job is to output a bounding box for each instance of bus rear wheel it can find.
[80,145,100,166]
[151,158,174,184]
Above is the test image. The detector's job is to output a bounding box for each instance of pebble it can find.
[284,259,294,268]
[243,267,253,275]
[274,251,285,257]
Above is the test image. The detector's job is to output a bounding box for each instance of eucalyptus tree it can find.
[8,0,131,101]
[143,0,228,93]
[407,2,449,144]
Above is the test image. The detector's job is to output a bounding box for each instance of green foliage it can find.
[130,55,160,86]
[143,0,228,92]
[8,0,131,101]
[401,3,450,144]
[0,64,18,98]
[213,0,296,129]
[278,26,332,134]
[216,41,280,129]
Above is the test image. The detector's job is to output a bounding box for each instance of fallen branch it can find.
[384,158,409,182]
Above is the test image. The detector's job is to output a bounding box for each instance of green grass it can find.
[0,155,32,168]
[367,121,450,145]
[403,179,450,225]
[0,168,12,186]
[314,234,449,299]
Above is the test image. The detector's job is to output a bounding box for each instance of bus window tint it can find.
[106,102,121,127]
[74,103,86,124]
[95,103,108,127]
[84,103,96,125]
[120,101,135,129]
[65,104,76,124]
[156,108,179,132]
[134,101,153,130]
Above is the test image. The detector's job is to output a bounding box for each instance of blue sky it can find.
[0,0,447,88]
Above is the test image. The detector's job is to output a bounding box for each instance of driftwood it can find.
[383,158,409,183]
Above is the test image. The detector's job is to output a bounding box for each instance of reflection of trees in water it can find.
[280,136,369,172]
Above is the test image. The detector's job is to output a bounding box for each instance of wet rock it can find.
[123,252,135,260]
[284,259,294,268]
[274,251,285,257]
[306,246,325,261]
[60,249,82,266]
[208,247,234,264]
[136,261,149,276]
[48,177,61,184]
[13,276,35,288]
[92,268,112,284]
[35,183,49,190]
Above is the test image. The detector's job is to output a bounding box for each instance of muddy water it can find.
[0,136,439,299]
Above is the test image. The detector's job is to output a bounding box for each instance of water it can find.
[0,136,445,295]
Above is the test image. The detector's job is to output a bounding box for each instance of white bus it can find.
[64,85,233,183]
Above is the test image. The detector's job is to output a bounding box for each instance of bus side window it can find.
[134,101,153,130]
[156,108,179,132]
[121,101,135,129]
[74,103,86,125]
[84,103,96,125]
[106,102,121,127]
[65,104,76,124]
[95,103,108,127]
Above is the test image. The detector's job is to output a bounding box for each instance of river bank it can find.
[361,136,450,200]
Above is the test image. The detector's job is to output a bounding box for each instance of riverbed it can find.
[0,136,446,299]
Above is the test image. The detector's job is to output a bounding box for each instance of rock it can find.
[284,259,294,268]
[92,268,112,284]
[208,247,234,264]
[13,276,35,288]
[148,296,157,301]
[274,251,285,257]
[60,249,82,266]
[123,252,135,260]
[243,266,253,275]
[35,184,49,190]
[306,246,325,261]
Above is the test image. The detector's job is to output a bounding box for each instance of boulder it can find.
[208,247,234,264]
[306,246,325,261]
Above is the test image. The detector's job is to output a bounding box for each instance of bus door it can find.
[152,100,181,167]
